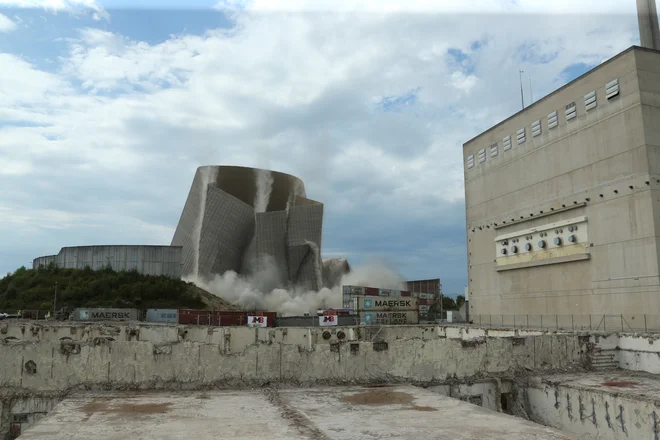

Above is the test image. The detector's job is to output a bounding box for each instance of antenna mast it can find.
[519,70,525,110]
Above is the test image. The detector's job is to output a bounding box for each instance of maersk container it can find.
[355,296,419,312]
[70,308,141,322]
[146,309,178,323]
[359,311,419,325]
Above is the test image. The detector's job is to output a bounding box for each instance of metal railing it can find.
[468,314,659,332]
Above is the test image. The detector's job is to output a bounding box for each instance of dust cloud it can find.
[186,258,406,317]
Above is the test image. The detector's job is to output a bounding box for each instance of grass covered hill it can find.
[0,263,237,312]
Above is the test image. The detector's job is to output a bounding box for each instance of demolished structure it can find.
[171,166,347,291]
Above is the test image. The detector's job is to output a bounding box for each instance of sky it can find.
[0,0,644,296]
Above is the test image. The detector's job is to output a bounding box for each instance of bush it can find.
[0,266,206,311]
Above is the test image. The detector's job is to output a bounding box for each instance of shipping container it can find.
[177,310,277,327]
[146,309,178,323]
[359,311,419,325]
[343,285,365,296]
[70,308,141,322]
[406,279,441,298]
[354,296,419,312]
[400,291,411,297]
[364,287,379,296]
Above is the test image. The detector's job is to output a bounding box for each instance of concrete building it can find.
[32,245,183,278]
[463,46,660,317]
[171,166,325,290]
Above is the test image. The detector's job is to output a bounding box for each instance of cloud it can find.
[0,2,643,295]
[0,12,16,31]
[0,0,108,21]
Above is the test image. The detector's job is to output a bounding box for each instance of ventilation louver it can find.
[584,90,597,111]
[502,135,512,151]
[517,127,526,145]
[490,142,498,157]
[548,111,558,129]
[606,78,619,100]
[478,149,487,163]
[467,154,475,169]
[565,101,577,121]
[532,119,542,137]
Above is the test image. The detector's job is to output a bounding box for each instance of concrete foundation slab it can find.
[20,386,577,440]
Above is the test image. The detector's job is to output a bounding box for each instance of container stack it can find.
[342,285,438,323]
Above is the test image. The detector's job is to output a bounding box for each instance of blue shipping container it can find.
[146,309,178,323]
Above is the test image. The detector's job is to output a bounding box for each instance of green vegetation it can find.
[0,263,207,312]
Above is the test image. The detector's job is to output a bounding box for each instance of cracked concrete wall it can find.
[0,323,587,394]
[526,379,654,440]
[591,333,660,374]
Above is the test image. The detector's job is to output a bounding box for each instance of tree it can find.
[456,295,466,309]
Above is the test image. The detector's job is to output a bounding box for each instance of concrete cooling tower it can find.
[172,166,338,291]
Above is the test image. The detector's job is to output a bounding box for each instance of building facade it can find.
[32,245,183,278]
[463,46,660,316]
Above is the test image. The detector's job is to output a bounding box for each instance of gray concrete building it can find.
[463,46,660,317]
[32,245,183,278]
[171,166,326,290]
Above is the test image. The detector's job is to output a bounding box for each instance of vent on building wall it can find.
[467,154,475,169]
[478,149,487,163]
[565,101,577,120]
[490,142,498,157]
[584,90,597,111]
[606,78,620,99]
[503,135,512,151]
[548,110,558,129]
[532,119,542,137]
[516,127,526,145]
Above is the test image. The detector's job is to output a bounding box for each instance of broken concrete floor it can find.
[19,386,577,440]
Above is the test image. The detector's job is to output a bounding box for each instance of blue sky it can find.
[0,0,643,297]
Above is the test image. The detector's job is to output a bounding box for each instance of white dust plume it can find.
[187,257,406,317]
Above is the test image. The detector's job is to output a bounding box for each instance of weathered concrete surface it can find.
[0,322,588,392]
[19,387,578,440]
[527,372,660,440]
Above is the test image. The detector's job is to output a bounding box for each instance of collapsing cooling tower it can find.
[171,166,326,291]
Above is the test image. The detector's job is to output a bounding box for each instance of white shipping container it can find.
[412,292,420,298]
[418,305,430,312]
[360,311,419,325]
[319,315,338,326]
[379,289,391,296]
[355,296,419,311]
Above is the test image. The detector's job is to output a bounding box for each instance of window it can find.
[478,149,487,163]
[502,135,512,151]
[584,90,597,111]
[548,111,558,129]
[532,119,542,137]
[565,101,577,120]
[606,78,619,99]
[490,142,498,157]
[467,154,475,169]
[516,127,526,145]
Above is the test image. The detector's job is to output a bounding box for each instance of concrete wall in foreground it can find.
[0,323,588,393]
[526,378,654,440]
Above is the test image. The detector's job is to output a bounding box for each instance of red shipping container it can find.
[400,291,411,297]
[364,287,379,296]
[178,309,249,327]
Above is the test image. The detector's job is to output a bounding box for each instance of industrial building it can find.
[463,45,660,317]
[171,166,331,291]
[32,245,182,278]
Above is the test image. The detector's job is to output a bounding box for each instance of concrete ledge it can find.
[496,253,590,272]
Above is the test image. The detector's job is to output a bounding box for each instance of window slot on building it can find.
[548,110,558,129]
[606,78,620,99]
[467,154,475,169]
[516,127,526,145]
[532,119,542,137]
[478,149,487,163]
[584,90,597,111]
[490,142,498,157]
[565,101,577,120]
[502,135,512,151]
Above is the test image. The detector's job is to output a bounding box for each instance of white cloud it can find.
[0,3,643,286]
[0,0,108,20]
[216,0,634,14]
[0,12,16,32]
